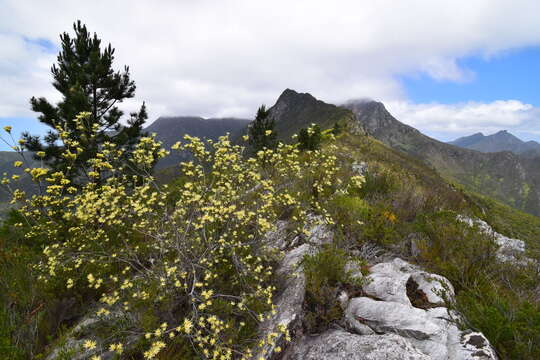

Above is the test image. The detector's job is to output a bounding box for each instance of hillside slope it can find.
[343,100,540,216]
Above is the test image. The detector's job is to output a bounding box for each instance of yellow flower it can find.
[265,130,272,136]
[109,343,123,354]
[13,161,23,167]
[36,151,46,157]
[83,339,97,350]
[182,318,193,334]
[3,126,11,133]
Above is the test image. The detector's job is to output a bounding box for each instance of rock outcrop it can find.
[261,233,498,360]
[284,330,431,360]
[458,216,529,264]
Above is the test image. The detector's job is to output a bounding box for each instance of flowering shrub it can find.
[2,113,340,359]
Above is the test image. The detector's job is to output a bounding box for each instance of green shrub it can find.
[360,204,400,246]
[356,167,398,198]
[413,211,540,358]
[303,246,363,333]
[298,124,322,151]
[331,122,342,135]
[413,212,498,292]
[455,287,540,359]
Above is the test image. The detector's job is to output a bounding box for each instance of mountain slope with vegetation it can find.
[267,89,358,140]
[344,100,540,216]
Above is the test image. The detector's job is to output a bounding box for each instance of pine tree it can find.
[23,20,148,182]
[248,105,277,152]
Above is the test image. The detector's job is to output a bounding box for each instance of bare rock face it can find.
[362,258,454,308]
[255,216,333,359]
[45,309,134,360]
[341,258,497,360]
[283,329,430,360]
[351,161,368,176]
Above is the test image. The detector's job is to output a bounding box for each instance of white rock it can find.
[263,220,290,250]
[362,258,415,305]
[283,329,431,360]
[352,161,368,176]
[457,216,528,264]
[345,297,449,359]
[458,332,498,359]
[361,258,454,307]
[255,217,334,359]
[410,271,455,306]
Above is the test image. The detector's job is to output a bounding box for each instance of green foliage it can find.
[356,166,398,198]
[413,212,498,292]
[413,211,540,358]
[468,191,540,252]
[247,105,277,152]
[361,205,400,245]
[23,20,147,183]
[456,287,540,359]
[303,246,362,333]
[298,124,322,151]
[327,194,370,244]
[331,121,342,135]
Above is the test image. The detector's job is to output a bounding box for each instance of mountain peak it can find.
[344,99,387,113]
[268,89,356,138]
[275,88,317,106]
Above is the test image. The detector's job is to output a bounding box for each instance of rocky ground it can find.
[259,217,498,360]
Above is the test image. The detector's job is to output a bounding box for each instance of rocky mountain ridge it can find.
[341,99,540,216]
[449,130,540,157]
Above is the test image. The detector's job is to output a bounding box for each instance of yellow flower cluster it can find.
[6,113,341,359]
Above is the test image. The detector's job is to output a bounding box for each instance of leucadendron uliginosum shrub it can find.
[3,115,340,359]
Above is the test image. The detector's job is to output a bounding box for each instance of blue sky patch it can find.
[401,46,540,106]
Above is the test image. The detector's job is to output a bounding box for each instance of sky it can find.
[1,0,540,150]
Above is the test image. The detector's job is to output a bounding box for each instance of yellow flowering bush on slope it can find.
[3,115,340,359]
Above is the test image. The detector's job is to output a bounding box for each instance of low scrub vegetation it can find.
[0,113,341,359]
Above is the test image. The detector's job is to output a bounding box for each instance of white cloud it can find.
[386,100,540,141]
[1,0,540,127]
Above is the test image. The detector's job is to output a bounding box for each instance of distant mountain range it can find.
[145,116,250,168]
[449,131,540,158]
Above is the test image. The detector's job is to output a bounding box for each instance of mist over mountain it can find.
[449,130,540,157]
